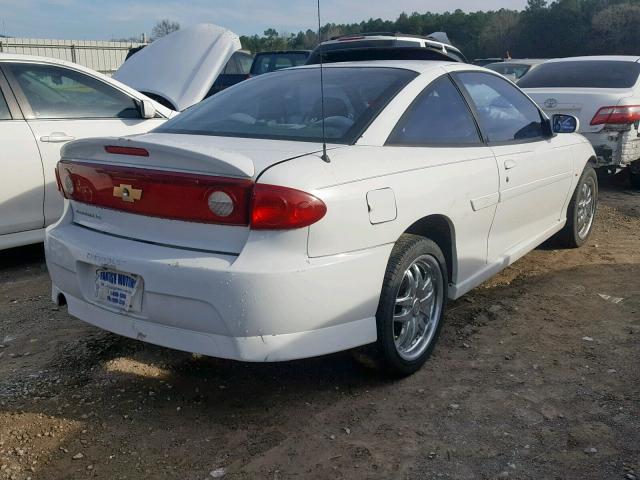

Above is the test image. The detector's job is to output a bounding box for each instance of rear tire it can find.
[374,234,448,377]
[554,165,598,248]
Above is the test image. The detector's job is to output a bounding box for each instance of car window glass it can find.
[0,91,11,119]
[456,72,544,143]
[252,56,271,75]
[8,63,141,119]
[237,54,253,74]
[274,57,294,70]
[387,75,481,146]
[223,56,241,75]
[156,67,417,144]
[518,61,640,89]
[487,63,531,80]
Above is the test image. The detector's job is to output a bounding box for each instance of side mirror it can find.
[139,99,157,119]
[552,114,579,134]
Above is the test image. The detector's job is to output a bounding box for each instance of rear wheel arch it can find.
[403,214,457,287]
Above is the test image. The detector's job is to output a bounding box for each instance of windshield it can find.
[486,63,532,80]
[518,60,640,88]
[250,52,311,75]
[155,67,417,143]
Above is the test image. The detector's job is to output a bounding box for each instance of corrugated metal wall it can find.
[0,38,147,75]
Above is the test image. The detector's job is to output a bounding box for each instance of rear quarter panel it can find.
[258,145,499,287]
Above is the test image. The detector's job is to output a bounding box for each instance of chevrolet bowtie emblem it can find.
[113,184,142,203]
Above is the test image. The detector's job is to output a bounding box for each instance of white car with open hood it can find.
[46,61,598,376]
[114,23,244,111]
[0,24,242,251]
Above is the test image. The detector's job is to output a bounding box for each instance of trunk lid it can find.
[114,24,241,111]
[60,134,324,253]
[525,87,634,134]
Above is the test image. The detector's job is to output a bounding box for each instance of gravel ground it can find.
[0,176,638,480]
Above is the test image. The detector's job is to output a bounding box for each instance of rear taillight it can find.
[590,105,640,125]
[57,161,252,225]
[57,161,326,230]
[251,184,326,230]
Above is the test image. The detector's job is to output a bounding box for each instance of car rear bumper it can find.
[45,220,390,362]
[582,129,640,169]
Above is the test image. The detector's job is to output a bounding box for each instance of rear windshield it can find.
[250,52,310,75]
[518,60,640,88]
[155,67,417,144]
[486,63,532,80]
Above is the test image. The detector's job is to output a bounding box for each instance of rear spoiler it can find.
[61,137,255,178]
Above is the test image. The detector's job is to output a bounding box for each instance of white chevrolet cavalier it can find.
[46,61,598,376]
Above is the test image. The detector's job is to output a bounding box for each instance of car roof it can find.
[498,59,548,65]
[546,55,640,63]
[255,50,311,55]
[323,34,463,54]
[291,59,474,73]
[0,52,95,70]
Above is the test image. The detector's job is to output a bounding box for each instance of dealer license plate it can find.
[94,268,143,312]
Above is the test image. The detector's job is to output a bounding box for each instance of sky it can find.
[0,0,529,40]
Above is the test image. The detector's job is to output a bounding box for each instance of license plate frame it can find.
[94,268,143,313]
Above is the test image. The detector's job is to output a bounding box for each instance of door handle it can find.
[40,132,76,143]
[504,160,517,170]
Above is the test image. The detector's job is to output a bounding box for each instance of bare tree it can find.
[151,19,180,40]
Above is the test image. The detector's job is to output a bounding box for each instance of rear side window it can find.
[0,91,11,119]
[518,61,640,89]
[387,75,481,146]
[455,71,545,144]
[8,63,141,119]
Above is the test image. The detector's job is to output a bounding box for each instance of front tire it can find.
[554,165,598,248]
[375,234,448,377]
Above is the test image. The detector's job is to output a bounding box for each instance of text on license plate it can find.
[95,269,143,312]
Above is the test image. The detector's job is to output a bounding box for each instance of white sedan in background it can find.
[46,61,597,376]
[1,24,243,251]
[520,56,640,187]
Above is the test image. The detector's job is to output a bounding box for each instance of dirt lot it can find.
[1,177,638,480]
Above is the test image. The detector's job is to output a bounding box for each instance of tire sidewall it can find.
[376,236,448,376]
[569,166,598,247]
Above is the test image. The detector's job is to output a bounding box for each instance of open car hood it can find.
[114,24,241,111]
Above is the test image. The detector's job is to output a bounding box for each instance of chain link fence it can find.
[0,37,147,76]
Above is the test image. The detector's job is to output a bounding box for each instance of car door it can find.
[452,70,574,262]
[0,69,44,236]
[2,61,166,227]
[381,74,499,285]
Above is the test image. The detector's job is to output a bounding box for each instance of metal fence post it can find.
[70,44,77,63]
